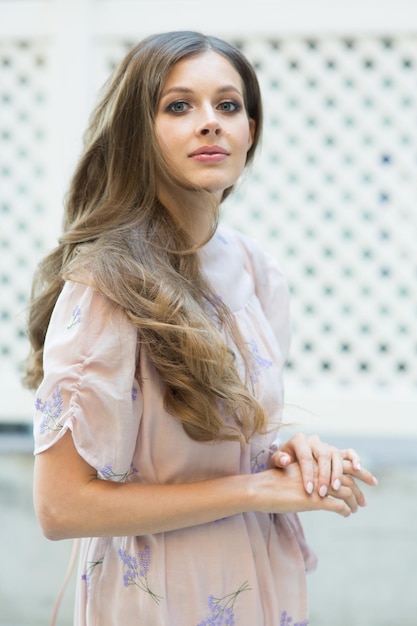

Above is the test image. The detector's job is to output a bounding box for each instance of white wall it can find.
[1,0,416,437]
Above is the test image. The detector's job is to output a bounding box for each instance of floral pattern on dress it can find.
[280,611,309,626]
[118,546,163,604]
[250,448,268,474]
[35,385,64,434]
[32,239,310,623]
[98,463,138,482]
[248,338,273,383]
[66,304,81,329]
[81,557,104,599]
[197,581,251,626]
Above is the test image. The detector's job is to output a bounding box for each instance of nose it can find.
[200,123,221,136]
[198,107,222,136]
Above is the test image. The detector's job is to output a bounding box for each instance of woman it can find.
[25,31,377,625]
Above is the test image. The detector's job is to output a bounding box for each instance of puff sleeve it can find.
[33,281,141,481]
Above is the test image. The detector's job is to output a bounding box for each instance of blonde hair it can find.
[25,31,266,442]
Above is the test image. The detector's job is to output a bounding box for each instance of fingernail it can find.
[372,476,379,486]
[306,481,314,494]
[319,485,328,497]
[279,454,290,465]
[333,478,341,491]
[355,462,362,471]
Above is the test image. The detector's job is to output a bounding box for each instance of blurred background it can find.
[0,0,416,624]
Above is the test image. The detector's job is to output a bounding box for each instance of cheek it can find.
[154,124,163,149]
[238,129,253,160]
[155,126,174,160]
[235,121,253,152]
[155,117,173,141]
[158,127,186,162]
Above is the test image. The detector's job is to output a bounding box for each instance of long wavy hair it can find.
[24,31,266,442]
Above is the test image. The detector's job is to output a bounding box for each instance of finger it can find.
[317,493,352,518]
[329,474,366,511]
[328,448,344,493]
[309,436,334,497]
[347,476,367,508]
[331,484,358,512]
[270,446,293,468]
[342,448,362,471]
[271,433,316,493]
[342,459,379,487]
[290,433,316,494]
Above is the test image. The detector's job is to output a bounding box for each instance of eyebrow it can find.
[160,85,243,98]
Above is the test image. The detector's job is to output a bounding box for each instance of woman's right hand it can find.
[248,461,369,518]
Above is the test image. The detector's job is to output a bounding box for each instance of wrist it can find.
[243,468,283,514]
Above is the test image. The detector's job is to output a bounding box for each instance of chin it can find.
[198,178,238,196]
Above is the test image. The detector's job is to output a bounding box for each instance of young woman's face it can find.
[155,50,255,201]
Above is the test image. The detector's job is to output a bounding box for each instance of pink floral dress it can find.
[33,226,316,625]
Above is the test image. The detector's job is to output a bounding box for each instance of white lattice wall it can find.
[225,36,417,435]
[0,37,56,422]
[1,0,416,436]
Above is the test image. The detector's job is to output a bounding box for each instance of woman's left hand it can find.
[270,433,378,497]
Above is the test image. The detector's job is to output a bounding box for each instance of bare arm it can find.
[34,430,369,541]
[34,430,252,540]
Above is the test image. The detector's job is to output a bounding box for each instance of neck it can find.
[158,187,220,247]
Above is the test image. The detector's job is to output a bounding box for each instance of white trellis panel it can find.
[0,0,416,437]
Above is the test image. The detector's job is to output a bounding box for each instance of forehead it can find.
[161,50,244,93]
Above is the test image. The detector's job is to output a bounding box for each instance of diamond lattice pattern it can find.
[1,35,416,422]
[1,41,50,387]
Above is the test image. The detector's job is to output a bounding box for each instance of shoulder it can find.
[52,280,116,325]
[217,225,287,282]
[47,280,135,349]
[55,279,125,315]
[217,226,291,354]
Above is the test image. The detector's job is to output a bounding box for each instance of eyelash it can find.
[165,100,242,114]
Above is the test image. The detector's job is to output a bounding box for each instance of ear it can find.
[247,118,256,151]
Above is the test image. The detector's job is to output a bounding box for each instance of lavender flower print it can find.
[99,463,138,482]
[280,611,309,626]
[35,385,64,434]
[248,338,273,383]
[67,304,81,329]
[81,557,104,599]
[197,581,251,626]
[118,546,162,604]
[250,449,267,474]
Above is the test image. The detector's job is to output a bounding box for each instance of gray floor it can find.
[1,434,416,625]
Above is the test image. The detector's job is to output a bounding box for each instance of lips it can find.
[189,145,230,157]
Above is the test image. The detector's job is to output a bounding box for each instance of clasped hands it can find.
[270,433,378,516]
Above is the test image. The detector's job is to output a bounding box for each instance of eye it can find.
[218,100,242,113]
[166,100,189,113]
